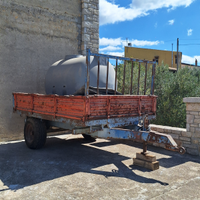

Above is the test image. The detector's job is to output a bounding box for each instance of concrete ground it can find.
[0,134,200,200]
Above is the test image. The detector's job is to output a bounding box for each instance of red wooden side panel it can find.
[56,97,85,120]
[13,93,85,121]
[13,93,157,122]
[89,97,107,119]
[87,95,157,120]
[110,96,139,117]
[14,94,33,112]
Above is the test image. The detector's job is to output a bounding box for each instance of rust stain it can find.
[13,93,157,122]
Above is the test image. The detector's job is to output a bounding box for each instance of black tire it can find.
[24,118,47,149]
[82,134,96,141]
[44,120,51,130]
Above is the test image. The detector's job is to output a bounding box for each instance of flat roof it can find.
[125,46,182,54]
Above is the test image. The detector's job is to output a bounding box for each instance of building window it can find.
[175,55,177,64]
[154,56,159,64]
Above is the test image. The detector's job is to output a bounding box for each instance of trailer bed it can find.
[13,93,157,126]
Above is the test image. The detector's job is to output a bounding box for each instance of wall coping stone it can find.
[150,124,186,132]
[183,97,200,103]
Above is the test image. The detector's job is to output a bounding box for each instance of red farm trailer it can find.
[13,49,185,155]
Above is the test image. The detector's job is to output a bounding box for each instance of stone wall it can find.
[0,0,99,141]
[149,124,196,154]
[81,0,99,55]
[150,97,200,156]
[183,98,200,155]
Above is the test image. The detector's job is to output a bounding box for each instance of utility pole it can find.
[126,38,128,46]
[177,38,179,71]
[171,43,173,68]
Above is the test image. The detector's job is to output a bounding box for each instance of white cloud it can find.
[182,55,200,64]
[154,22,158,28]
[99,46,122,51]
[187,29,193,36]
[106,52,124,57]
[99,37,163,59]
[168,19,175,25]
[129,39,162,46]
[100,37,122,46]
[100,37,163,47]
[100,0,195,25]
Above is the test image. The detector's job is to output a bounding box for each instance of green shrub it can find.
[116,62,200,128]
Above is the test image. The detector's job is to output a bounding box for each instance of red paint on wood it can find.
[13,93,157,121]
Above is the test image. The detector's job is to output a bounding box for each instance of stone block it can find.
[82,34,90,42]
[156,128,164,133]
[82,21,92,28]
[82,8,90,15]
[183,141,191,145]
[133,158,159,171]
[190,127,195,133]
[92,22,99,29]
[194,119,200,124]
[94,9,98,15]
[83,14,87,21]
[195,128,200,133]
[165,129,172,133]
[180,137,191,142]
[192,132,200,138]
[183,97,200,103]
[186,124,190,132]
[189,111,199,115]
[91,39,98,43]
[191,138,199,145]
[181,131,192,137]
[82,3,88,9]
[190,124,198,127]
[171,130,182,135]
[136,153,156,162]
[92,43,99,48]
[162,128,168,133]
[186,103,200,112]
[187,115,194,123]
[169,133,179,140]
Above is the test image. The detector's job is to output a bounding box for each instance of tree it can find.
[116,62,200,128]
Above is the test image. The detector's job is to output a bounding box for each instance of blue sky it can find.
[99,0,200,64]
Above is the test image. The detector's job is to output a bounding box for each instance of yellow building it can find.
[125,46,182,70]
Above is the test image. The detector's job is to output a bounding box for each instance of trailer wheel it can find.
[24,118,46,149]
[82,134,96,141]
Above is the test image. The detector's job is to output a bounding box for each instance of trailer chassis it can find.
[13,49,185,155]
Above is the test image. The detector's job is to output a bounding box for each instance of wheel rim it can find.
[25,123,34,143]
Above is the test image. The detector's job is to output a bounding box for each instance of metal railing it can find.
[85,49,156,96]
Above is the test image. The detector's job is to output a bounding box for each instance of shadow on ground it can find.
[91,139,200,168]
[0,135,199,191]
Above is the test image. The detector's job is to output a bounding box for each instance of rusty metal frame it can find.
[73,127,185,154]
[86,49,157,96]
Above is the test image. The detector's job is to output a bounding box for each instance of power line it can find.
[162,39,200,43]
[180,44,200,46]
[179,38,200,41]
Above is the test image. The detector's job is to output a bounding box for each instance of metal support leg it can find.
[142,142,148,155]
